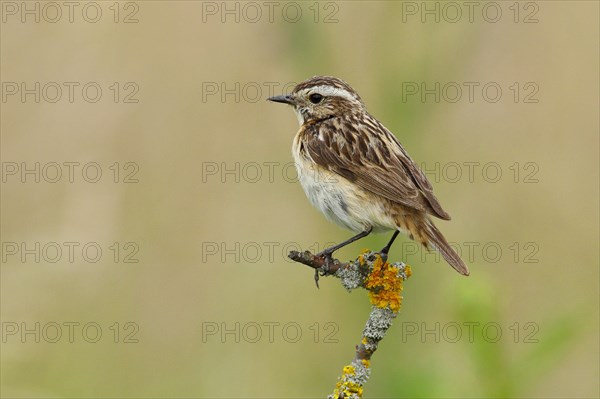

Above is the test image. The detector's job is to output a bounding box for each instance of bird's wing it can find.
[302,115,451,220]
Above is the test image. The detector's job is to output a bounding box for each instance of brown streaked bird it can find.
[268,76,469,283]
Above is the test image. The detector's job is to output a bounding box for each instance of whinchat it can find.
[268,76,469,279]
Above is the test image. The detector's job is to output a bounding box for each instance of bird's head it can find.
[268,76,365,125]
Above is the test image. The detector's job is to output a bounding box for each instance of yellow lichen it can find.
[364,255,409,313]
[331,363,364,398]
[358,248,370,266]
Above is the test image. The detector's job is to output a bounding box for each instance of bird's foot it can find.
[314,250,335,289]
[376,248,390,264]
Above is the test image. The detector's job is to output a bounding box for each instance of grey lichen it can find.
[350,358,371,385]
[363,306,396,348]
[335,259,365,291]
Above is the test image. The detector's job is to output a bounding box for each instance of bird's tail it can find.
[423,220,470,276]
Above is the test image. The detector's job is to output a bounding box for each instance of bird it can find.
[267,76,469,283]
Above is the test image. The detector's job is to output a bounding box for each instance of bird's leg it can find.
[317,227,373,261]
[314,227,373,288]
[379,230,400,263]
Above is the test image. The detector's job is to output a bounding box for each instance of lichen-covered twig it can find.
[288,249,411,398]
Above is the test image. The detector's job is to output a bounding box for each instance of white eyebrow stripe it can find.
[300,85,358,102]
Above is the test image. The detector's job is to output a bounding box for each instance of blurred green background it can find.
[1,1,598,398]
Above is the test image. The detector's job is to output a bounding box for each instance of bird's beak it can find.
[267,94,295,105]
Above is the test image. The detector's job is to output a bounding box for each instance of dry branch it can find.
[288,249,411,398]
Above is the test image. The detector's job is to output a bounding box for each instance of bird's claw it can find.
[377,250,389,264]
[314,251,334,289]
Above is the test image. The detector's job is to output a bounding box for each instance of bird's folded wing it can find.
[303,117,451,220]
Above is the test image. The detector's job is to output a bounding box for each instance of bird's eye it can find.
[309,93,323,104]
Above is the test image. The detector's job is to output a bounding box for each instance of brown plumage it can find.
[268,76,469,276]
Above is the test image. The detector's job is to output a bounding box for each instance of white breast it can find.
[291,132,396,233]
